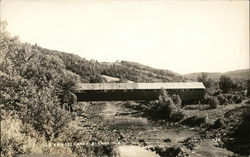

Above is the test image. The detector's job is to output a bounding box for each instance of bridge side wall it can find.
[75,89,205,102]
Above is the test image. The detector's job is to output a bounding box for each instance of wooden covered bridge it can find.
[73,82,205,102]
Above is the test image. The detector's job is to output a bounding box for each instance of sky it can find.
[1,0,249,74]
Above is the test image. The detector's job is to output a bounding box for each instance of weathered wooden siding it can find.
[74,83,206,102]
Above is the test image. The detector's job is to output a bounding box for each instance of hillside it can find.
[225,69,250,80]
[184,69,250,80]
[101,61,185,83]
[29,48,185,84]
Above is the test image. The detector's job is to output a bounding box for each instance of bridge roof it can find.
[74,82,205,91]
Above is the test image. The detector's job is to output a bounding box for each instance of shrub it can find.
[203,95,220,108]
[224,111,250,155]
[61,91,78,112]
[31,101,72,142]
[156,101,174,119]
[181,115,208,127]
[158,88,173,103]
[209,96,220,109]
[73,102,90,115]
[181,137,201,150]
[153,89,185,121]
[219,75,235,93]
[214,93,245,105]
[234,79,247,91]
[170,110,185,122]
[1,114,44,157]
[171,94,182,107]
[212,119,226,129]
[216,94,228,105]
[157,89,176,119]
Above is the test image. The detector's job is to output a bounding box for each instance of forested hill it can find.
[7,45,185,84]
[184,69,250,81]
[100,61,185,82]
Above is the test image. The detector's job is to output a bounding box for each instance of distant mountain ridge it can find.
[184,69,250,80]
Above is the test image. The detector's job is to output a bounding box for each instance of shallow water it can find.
[118,146,159,157]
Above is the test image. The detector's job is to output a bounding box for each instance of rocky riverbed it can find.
[75,101,244,157]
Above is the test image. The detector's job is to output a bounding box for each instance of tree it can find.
[234,78,247,91]
[157,89,175,118]
[219,75,235,93]
[197,73,213,88]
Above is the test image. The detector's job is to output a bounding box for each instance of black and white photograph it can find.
[0,0,249,156]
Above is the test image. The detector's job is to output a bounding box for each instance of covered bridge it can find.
[74,82,205,102]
